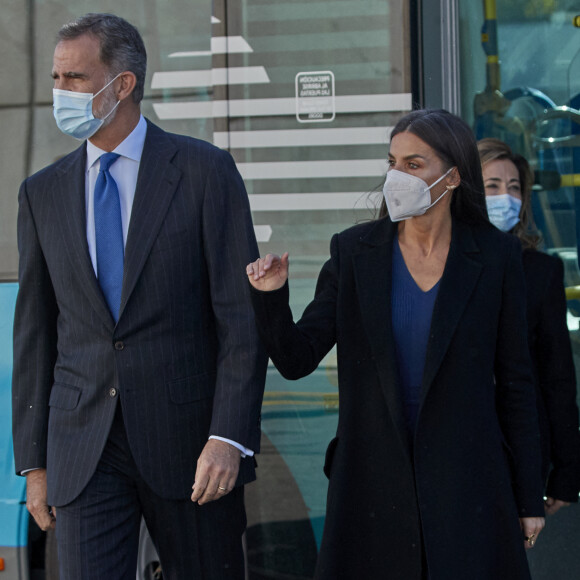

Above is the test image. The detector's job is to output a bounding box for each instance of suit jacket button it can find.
[109,387,118,398]
[114,341,125,350]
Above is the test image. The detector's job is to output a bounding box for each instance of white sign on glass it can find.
[295,71,335,123]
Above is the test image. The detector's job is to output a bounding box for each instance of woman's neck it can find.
[397,211,452,257]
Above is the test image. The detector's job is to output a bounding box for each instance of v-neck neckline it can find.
[394,237,441,295]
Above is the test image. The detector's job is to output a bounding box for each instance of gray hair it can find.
[58,13,147,104]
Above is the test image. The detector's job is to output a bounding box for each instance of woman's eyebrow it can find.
[388,153,428,161]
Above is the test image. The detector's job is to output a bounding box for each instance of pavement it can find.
[528,502,580,580]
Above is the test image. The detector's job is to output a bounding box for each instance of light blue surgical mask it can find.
[485,194,522,232]
[53,74,121,140]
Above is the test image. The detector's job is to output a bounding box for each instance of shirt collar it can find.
[86,115,148,170]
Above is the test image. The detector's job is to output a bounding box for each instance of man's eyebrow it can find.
[51,71,89,80]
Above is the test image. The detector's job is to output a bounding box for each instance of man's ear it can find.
[115,72,137,102]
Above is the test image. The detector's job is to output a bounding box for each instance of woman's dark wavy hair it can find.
[378,109,489,225]
[477,138,541,250]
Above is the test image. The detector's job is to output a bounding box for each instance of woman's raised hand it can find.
[246,253,289,292]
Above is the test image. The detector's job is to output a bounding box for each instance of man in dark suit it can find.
[12,13,266,580]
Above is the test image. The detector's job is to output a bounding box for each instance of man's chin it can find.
[90,111,117,141]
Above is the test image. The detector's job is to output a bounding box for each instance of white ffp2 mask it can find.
[382,167,455,222]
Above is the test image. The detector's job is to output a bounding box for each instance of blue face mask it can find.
[485,194,522,232]
[52,74,121,140]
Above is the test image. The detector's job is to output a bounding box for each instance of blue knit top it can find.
[392,237,441,435]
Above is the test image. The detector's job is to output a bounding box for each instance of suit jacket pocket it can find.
[49,383,81,410]
[168,372,216,404]
[323,436,339,479]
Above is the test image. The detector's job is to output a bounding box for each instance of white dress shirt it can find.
[85,115,146,267]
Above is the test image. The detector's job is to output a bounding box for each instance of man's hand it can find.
[519,516,545,550]
[26,469,56,531]
[545,497,571,516]
[191,439,241,505]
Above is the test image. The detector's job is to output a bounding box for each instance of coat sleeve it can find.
[535,257,580,502]
[250,234,340,381]
[494,236,545,517]
[12,179,59,474]
[202,148,268,452]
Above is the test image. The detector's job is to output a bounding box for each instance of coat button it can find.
[108,387,118,398]
[114,341,124,350]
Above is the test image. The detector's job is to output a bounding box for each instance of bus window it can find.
[459,2,580,578]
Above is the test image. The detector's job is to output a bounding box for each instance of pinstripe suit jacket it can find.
[12,119,267,506]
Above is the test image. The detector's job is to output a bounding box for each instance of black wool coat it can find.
[522,248,580,502]
[251,217,544,580]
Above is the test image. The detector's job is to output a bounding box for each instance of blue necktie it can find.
[94,152,123,321]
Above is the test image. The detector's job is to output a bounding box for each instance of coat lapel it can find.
[119,121,182,318]
[420,220,483,398]
[55,145,116,331]
[353,219,411,455]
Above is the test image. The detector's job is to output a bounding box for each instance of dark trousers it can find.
[54,405,246,580]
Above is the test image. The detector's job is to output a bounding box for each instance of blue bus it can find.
[1,0,579,578]
[0,284,24,576]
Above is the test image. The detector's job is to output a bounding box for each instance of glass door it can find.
[150,0,413,575]
[3,1,415,576]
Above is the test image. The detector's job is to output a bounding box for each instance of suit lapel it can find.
[120,121,182,318]
[55,145,116,331]
[420,220,482,397]
[353,219,411,455]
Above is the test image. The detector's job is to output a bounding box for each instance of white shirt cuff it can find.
[209,436,254,458]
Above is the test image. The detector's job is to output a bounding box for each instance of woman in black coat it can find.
[479,138,580,514]
[247,110,545,579]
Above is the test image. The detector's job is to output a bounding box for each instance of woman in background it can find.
[479,137,580,515]
[247,110,545,580]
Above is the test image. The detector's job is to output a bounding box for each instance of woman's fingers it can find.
[261,254,278,276]
[246,257,265,280]
[280,252,290,270]
[544,497,570,516]
[246,255,277,280]
[246,253,289,290]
